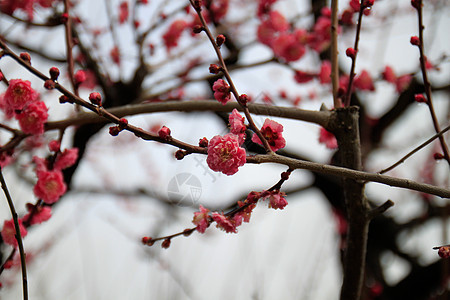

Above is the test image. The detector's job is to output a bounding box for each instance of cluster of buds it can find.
[109,118,128,136]
[44,66,60,90]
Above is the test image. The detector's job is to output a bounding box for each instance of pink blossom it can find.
[395,74,412,93]
[49,140,60,152]
[158,126,171,140]
[54,148,79,170]
[229,109,246,144]
[33,156,48,173]
[3,79,38,111]
[271,33,306,62]
[340,9,354,25]
[36,0,56,8]
[163,20,188,50]
[319,60,332,84]
[212,79,231,104]
[294,70,315,84]
[1,219,27,247]
[252,119,286,152]
[235,201,256,223]
[350,0,360,12]
[354,70,375,91]
[33,170,67,204]
[319,127,338,149]
[119,1,129,24]
[0,0,34,20]
[307,11,333,52]
[207,134,246,175]
[263,190,288,210]
[15,101,48,135]
[110,46,121,65]
[74,70,87,86]
[211,212,237,233]
[78,70,98,89]
[192,205,210,233]
[0,93,15,119]
[256,11,289,46]
[209,0,229,22]
[23,206,52,225]
[257,0,278,17]
[0,152,13,168]
[382,66,396,84]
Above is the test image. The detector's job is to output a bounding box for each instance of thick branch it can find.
[46,100,331,130]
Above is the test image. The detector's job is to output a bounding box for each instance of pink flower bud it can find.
[346,47,356,59]
[158,126,171,140]
[414,94,427,103]
[74,70,86,86]
[410,36,420,46]
[89,92,102,106]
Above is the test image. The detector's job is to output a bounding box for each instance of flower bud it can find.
[49,67,60,81]
[216,34,226,47]
[410,36,420,46]
[346,47,356,59]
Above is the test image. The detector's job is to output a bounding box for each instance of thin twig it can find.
[0,168,28,300]
[344,4,365,107]
[379,124,450,174]
[414,0,450,164]
[63,0,77,96]
[189,0,275,154]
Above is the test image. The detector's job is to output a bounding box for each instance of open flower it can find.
[207,134,246,175]
[33,170,67,204]
[15,101,48,135]
[212,79,231,104]
[211,212,237,233]
[192,205,210,233]
[3,79,38,111]
[263,190,288,210]
[1,219,27,247]
[252,119,286,152]
[229,109,246,144]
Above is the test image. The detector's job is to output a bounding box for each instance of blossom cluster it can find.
[0,0,57,21]
[0,79,48,135]
[192,189,287,234]
[0,143,78,247]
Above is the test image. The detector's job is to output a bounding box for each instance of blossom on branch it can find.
[212,79,231,104]
[229,109,246,144]
[163,20,188,51]
[192,205,210,233]
[251,119,286,152]
[1,219,27,247]
[3,79,38,111]
[33,170,67,204]
[207,134,246,175]
[23,206,52,225]
[16,101,48,135]
[319,127,338,149]
[262,190,288,210]
[211,212,237,233]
